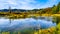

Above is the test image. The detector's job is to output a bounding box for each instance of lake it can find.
[0,17,56,31]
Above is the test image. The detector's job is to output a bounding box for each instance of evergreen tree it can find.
[56,2,60,13]
[52,5,57,14]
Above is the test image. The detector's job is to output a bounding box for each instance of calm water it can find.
[0,17,56,31]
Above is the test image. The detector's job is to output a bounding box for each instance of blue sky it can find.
[0,0,60,10]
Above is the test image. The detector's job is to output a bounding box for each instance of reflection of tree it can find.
[33,20,40,34]
[9,18,11,23]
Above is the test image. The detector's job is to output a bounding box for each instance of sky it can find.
[0,0,60,10]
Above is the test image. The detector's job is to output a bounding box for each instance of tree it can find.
[9,6,11,13]
[56,2,60,13]
[52,5,57,14]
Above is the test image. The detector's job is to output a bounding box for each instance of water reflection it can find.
[0,17,56,31]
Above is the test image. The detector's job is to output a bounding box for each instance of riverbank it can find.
[1,14,60,19]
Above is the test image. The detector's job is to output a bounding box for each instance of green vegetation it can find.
[0,1,60,34]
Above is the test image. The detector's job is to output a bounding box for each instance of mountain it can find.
[0,9,27,12]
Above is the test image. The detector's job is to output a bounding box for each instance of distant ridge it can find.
[0,9,27,12]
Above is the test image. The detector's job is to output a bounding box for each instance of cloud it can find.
[6,0,17,5]
[0,0,59,10]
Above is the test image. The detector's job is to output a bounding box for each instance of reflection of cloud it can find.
[0,18,9,26]
[0,0,59,10]
[0,18,56,31]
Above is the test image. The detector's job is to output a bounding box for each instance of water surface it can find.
[0,17,56,31]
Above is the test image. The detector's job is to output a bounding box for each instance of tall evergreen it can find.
[52,5,57,14]
[9,6,11,13]
[56,2,60,12]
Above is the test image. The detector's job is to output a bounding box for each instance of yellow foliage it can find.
[2,32,10,34]
[18,32,20,34]
[34,31,38,34]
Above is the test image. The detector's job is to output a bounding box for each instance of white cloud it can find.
[6,0,17,5]
[0,0,59,10]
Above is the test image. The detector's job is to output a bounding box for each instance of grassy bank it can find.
[0,13,60,19]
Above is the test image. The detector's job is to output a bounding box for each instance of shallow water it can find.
[0,17,56,31]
